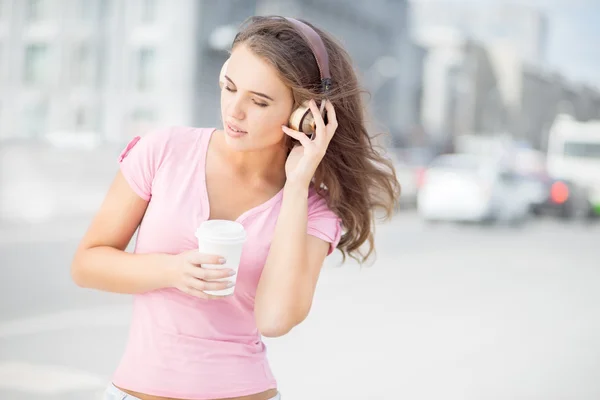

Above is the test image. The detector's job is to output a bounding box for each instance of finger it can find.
[308,99,326,135]
[282,125,312,147]
[188,266,236,281]
[324,100,338,133]
[183,285,225,300]
[181,284,211,300]
[186,251,225,266]
[199,279,235,292]
[185,277,234,296]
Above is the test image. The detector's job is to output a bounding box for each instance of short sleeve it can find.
[307,188,343,256]
[118,128,171,201]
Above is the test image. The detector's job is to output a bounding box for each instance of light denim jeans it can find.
[104,383,281,400]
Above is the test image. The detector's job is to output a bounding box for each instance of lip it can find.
[226,121,247,133]
[225,122,247,138]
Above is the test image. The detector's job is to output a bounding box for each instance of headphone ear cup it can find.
[288,101,316,136]
[219,58,230,88]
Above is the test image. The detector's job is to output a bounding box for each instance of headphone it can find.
[219,17,332,139]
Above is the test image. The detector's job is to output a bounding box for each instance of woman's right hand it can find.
[166,250,236,299]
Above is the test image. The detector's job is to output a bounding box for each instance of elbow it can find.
[70,251,89,288]
[70,263,86,288]
[256,315,295,338]
[255,305,310,338]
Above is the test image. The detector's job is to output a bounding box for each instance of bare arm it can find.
[71,171,234,296]
[70,171,173,293]
[254,181,330,337]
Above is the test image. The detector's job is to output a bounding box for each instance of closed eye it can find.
[224,85,268,108]
[224,75,275,102]
[253,100,268,108]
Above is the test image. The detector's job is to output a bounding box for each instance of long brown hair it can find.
[232,16,400,264]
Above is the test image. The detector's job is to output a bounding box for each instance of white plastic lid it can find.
[195,220,247,244]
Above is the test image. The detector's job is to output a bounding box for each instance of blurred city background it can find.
[1,0,599,399]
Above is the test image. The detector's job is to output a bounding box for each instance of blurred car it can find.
[528,176,593,220]
[515,173,548,213]
[417,154,530,224]
[509,147,595,220]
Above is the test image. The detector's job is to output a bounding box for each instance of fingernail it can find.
[226,282,235,288]
[228,270,236,276]
[218,257,226,264]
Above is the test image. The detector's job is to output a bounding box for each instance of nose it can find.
[226,93,246,121]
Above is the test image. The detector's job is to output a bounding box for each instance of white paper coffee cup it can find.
[195,220,247,296]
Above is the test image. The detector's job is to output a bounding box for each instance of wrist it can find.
[284,179,310,195]
[157,253,177,289]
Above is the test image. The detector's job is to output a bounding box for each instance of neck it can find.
[218,130,288,185]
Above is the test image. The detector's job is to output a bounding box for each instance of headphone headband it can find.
[282,17,332,92]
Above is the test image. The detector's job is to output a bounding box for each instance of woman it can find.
[71,15,399,400]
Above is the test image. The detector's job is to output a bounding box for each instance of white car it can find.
[417,154,531,224]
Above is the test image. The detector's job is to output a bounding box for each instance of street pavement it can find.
[1,212,599,400]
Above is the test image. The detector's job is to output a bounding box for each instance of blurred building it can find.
[418,29,505,147]
[488,41,600,150]
[415,12,600,152]
[0,0,200,144]
[411,2,548,65]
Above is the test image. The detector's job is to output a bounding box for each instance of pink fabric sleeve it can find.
[118,128,171,201]
[307,189,343,256]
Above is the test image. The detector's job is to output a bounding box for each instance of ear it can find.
[219,58,230,88]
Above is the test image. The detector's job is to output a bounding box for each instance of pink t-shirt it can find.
[111,127,342,399]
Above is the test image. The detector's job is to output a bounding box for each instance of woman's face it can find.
[220,44,294,152]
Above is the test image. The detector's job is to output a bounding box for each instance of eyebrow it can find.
[224,76,275,102]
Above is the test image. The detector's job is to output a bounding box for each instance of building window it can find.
[72,43,95,86]
[26,0,46,23]
[136,47,156,91]
[140,0,157,24]
[23,44,49,85]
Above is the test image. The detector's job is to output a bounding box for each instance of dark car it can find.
[529,176,593,220]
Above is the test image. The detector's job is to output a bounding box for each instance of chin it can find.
[223,135,251,151]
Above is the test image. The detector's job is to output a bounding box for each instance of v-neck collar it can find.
[201,128,285,224]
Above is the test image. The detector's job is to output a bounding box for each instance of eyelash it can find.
[224,85,268,108]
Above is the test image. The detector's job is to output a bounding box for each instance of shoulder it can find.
[306,184,343,255]
[120,126,214,161]
[143,125,213,148]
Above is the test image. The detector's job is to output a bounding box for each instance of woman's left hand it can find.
[282,99,338,186]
